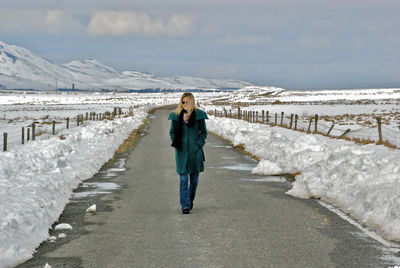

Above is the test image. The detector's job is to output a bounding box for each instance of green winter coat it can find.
[168,109,208,174]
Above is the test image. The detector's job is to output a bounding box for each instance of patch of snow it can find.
[54,224,73,231]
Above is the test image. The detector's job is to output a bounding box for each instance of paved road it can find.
[19,108,392,268]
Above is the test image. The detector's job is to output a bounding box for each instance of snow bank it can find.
[0,109,147,267]
[208,115,400,242]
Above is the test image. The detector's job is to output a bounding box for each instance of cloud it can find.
[352,38,366,49]
[299,35,331,49]
[386,35,400,52]
[0,10,84,34]
[217,35,270,45]
[387,35,400,46]
[87,11,193,36]
[354,19,398,33]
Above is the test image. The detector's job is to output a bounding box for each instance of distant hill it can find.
[0,41,253,91]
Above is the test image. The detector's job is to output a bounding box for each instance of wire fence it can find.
[1,106,140,152]
[208,107,400,149]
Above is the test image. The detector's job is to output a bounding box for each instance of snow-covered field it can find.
[0,91,180,150]
[2,88,400,267]
[205,86,400,148]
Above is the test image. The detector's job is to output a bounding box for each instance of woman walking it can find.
[169,93,208,214]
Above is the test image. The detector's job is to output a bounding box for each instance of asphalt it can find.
[18,107,394,268]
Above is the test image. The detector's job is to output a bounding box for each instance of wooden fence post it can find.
[32,123,36,141]
[280,112,284,126]
[314,114,319,133]
[77,115,80,126]
[294,114,298,130]
[339,129,351,138]
[256,111,259,123]
[327,123,334,136]
[307,117,312,133]
[85,112,88,121]
[22,127,25,144]
[237,107,241,119]
[274,113,277,125]
[52,121,56,135]
[290,114,294,129]
[266,111,269,124]
[262,110,265,123]
[377,117,383,143]
[67,117,70,129]
[27,127,30,141]
[3,133,7,152]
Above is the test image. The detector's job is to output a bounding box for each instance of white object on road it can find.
[86,204,96,213]
[58,233,67,238]
[44,263,52,268]
[54,223,73,230]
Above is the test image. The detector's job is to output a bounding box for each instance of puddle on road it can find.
[240,176,287,183]
[221,156,235,160]
[220,163,255,171]
[73,182,121,199]
[209,163,256,171]
[210,144,232,149]
[71,158,126,201]
[107,167,126,172]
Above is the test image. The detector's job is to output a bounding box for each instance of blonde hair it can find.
[174,92,196,115]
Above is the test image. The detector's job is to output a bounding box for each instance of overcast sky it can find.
[1,0,399,89]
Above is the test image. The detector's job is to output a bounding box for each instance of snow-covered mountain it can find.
[0,41,253,91]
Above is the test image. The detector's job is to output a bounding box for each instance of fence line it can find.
[208,108,400,149]
[1,105,140,152]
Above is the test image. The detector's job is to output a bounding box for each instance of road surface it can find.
[19,108,393,268]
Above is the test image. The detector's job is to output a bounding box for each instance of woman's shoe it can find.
[182,208,190,214]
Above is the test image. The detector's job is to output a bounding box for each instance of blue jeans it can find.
[179,169,199,210]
